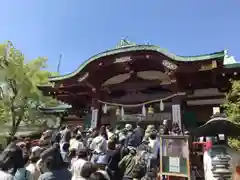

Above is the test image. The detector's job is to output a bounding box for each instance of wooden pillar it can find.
[97,103,102,128]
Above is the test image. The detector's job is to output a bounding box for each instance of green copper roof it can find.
[49,39,226,81]
[38,104,72,113]
[224,63,240,69]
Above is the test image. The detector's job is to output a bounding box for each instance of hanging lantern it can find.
[116,107,120,116]
[148,106,154,114]
[142,104,146,117]
[121,106,124,117]
[160,100,164,111]
[103,104,107,114]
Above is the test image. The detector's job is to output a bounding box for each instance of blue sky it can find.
[1,0,239,74]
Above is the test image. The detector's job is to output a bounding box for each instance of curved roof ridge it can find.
[49,44,225,81]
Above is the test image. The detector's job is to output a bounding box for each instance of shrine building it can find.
[38,39,240,129]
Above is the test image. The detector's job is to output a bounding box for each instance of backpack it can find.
[133,155,147,177]
[90,151,107,164]
[14,168,30,180]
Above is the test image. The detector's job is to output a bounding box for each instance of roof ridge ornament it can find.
[116,38,137,48]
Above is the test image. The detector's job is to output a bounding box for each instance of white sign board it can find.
[91,109,98,128]
[169,156,180,173]
[172,104,181,129]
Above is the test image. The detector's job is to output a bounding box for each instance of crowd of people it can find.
[0,121,182,180]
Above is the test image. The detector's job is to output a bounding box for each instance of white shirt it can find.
[148,139,160,157]
[26,163,41,180]
[90,136,107,151]
[106,131,114,139]
[70,139,84,151]
[0,171,14,180]
[71,159,87,180]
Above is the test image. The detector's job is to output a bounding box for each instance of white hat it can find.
[31,146,42,157]
[16,142,26,147]
[125,124,132,131]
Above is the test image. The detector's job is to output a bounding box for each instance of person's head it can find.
[52,132,61,144]
[23,153,29,165]
[106,125,110,130]
[69,148,77,158]
[91,130,99,138]
[61,126,66,131]
[143,169,158,180]
[129,147,137,156]
[132,164,145,180]
[0,144,25,172]
[16,142,26,151]
[61,142,70,152]
[73,127,79,135]
[136,122,141,128]
[106,126,113,132]
[76,134,82,141]
[142,137,149,145]
[107,140,116,150]
[77,148,88,159]
[40,143,65,171]
[11,136,18,143]
[89,172,109,180]
[115,125,121,131]
[99,126,106,136]
[81,162,97,179]
[149,131,157,140]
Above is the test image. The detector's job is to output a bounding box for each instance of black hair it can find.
[115,125,121,130]
[76,134,82,140]
[23,153,29,165]
[149,132,157,140]
[107,140,116,150]
[73,127,79,135]
[61,126,66,131]
[40,143,65,170]
[0,144,25,174]
[62,143,70,152]
[106,126,113,132]
[81,162,97,178]
[29,156,39,163]
[78,149,88,159]
[132,164,145,179]
[89,172,108,180]
[69,149,76,159]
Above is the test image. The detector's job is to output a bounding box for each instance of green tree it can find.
[0,42,57,136]
[223,80,240,149]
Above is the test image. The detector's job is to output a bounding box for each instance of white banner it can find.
[172,104,181,129]
[91,109,98,128]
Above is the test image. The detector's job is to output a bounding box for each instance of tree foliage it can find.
[0,42,57,136]
[223,80,240,149]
